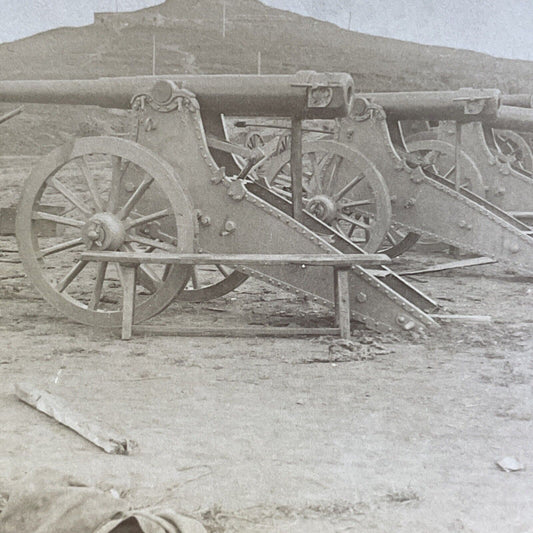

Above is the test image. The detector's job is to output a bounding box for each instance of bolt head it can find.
[224,220,236,232]
[87,229,100,241]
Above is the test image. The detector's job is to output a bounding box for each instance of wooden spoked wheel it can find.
[406,139,485,197]
[244,131,265,150]
[265,139,392,253]
[379,138,488,257]
[16,136,194,328]
[493,129,533,174]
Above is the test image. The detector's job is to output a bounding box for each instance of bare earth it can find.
[0,156,532,533]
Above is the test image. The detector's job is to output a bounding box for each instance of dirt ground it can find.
[1,156,532,532]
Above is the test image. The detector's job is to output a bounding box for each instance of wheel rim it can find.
[265,139,392,253]
[379,227,420,258]
[16,136,194,328]
[177,267,249,302]
[387,139,487,257]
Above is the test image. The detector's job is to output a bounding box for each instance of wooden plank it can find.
[82,252,391,267]
[132,325,340,338]
[15,383,134,455]
[335,268,351,340]
[291,117,304,221]
[398,256,496,276]
[430,314,492,323]
[334,265,340,327]
[119,265,136,341]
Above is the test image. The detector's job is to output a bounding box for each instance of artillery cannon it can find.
[405,96,533,179]
[253,88,533,266]
[339,91,533,261]
[487,104,533,174]
[406,103,533,214]
[1,71,439,335]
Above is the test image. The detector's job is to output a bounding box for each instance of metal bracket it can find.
[452,95,493,115]
[131,82,200,113]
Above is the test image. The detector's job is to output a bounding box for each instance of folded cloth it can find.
[94,509,208,533]
[0,469,206,533]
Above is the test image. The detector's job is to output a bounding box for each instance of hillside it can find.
[0,0,533,155]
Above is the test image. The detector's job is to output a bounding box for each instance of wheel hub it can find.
[307,194,337,224]
[82,212,126,250]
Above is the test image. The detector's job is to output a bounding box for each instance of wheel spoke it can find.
[39,237,84,258]
[216,264,231,277]
[134,223,177,245]
[88,262,108,310]
[272,186,291,198]
[33,211,84,228]
[312,153,329,194]
[126,234,176,252]
[125,208,170,230]
[107,155,123,213]
[55,260,88,293]
[117,176,154,220]
[137,264,162,291]
[333,222,344,235]
[332,173,366,201]
[324,154,341,194]
[339,213,371,230]
[442,165,456,180]
[51,178,93,217]
[190,266,199,289]
[386,231,399,245]
[340,198,375,209]
[78,156,104,211]
[122,242,162,292]
[274,173,292,188]
[61,205,78,217]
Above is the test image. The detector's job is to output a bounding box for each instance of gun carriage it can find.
[0,72,440,335]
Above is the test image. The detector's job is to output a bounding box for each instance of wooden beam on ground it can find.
[15,383,135,455]
[398,256,496,276]
[133,325,340,338]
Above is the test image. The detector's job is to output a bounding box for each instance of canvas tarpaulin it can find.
[0,469,206,533]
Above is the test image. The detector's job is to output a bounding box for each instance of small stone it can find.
[496,456,524,472]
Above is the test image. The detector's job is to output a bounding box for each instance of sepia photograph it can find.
[0,1,532,531]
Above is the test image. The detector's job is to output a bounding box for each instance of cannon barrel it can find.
[486,105,533,132]
[355,88,501,121]
[501,94,533,108]
[0,71,354,119]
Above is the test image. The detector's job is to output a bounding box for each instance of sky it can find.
[1,0,533,61]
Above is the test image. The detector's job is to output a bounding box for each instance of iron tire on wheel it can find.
[177,269,249,302]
